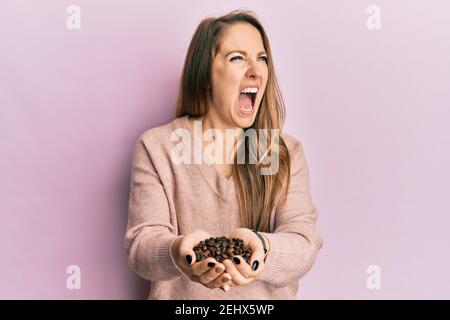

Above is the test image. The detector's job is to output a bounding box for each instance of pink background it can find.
[1,1,449,299]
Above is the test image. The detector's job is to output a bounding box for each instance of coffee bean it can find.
[192,236,253,264]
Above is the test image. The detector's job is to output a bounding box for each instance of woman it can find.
[124,10,323,299]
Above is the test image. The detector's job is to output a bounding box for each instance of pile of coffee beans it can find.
[193,236,253,264]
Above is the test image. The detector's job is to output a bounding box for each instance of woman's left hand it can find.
[220,228,267,290]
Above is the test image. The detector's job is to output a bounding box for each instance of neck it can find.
[198,109,241,164]
[202,109,232,136]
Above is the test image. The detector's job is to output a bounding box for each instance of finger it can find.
[191,257,219,277]
[198,261,226,284]
[205,272,232,289]
[179,230,210,265]
[221,283,231,292]
[222,259,251,286]
[222,284,230,292]
[230,255,254,278]
[221,278,237,289]
[247,237,265,273]
[178,239,197,266]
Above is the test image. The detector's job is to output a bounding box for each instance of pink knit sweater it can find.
[123,115,323,299]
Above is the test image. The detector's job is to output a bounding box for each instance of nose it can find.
[245,60,261,80]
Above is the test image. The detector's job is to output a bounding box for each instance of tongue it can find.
[238,93,252,111]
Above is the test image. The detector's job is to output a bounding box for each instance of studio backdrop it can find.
[1,0,449,299]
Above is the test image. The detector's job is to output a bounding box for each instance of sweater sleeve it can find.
[123,133,184,281]
[259,139,323,288]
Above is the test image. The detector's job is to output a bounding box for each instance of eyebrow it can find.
[226,50,267,57]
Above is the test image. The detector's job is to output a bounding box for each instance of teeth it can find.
[240,87,258,94]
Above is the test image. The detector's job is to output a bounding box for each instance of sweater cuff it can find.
[154,234,185,279]
[257,232,291,284]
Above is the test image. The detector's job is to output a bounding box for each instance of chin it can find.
[232,111,258,129]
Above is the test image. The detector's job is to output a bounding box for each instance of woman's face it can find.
[209,22,269,129]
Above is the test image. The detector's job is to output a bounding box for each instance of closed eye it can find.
[230,56,243,62]
[230,55,268,63]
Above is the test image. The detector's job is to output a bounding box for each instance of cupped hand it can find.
[220,228,267,290]
[171,229,231,290]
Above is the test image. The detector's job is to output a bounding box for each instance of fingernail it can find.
[222,276,230,282]
[215,266,224,273]
[224,285,230,292]
[186,255,192,265]
[252,260,259,271]
[233,257,241,264]
[207,262,215,267]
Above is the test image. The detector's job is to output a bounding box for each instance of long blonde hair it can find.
[174,10,291,232]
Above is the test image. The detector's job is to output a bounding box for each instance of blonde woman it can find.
[124,10,323,299]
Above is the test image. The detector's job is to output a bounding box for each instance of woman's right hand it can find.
[171,229,232,291]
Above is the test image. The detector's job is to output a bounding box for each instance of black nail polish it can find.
[207,262,215,267]
[186,255,192,265]
[233,257,240,264]
[252,260,259,271]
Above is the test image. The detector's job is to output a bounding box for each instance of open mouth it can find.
[238,89,257,114]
